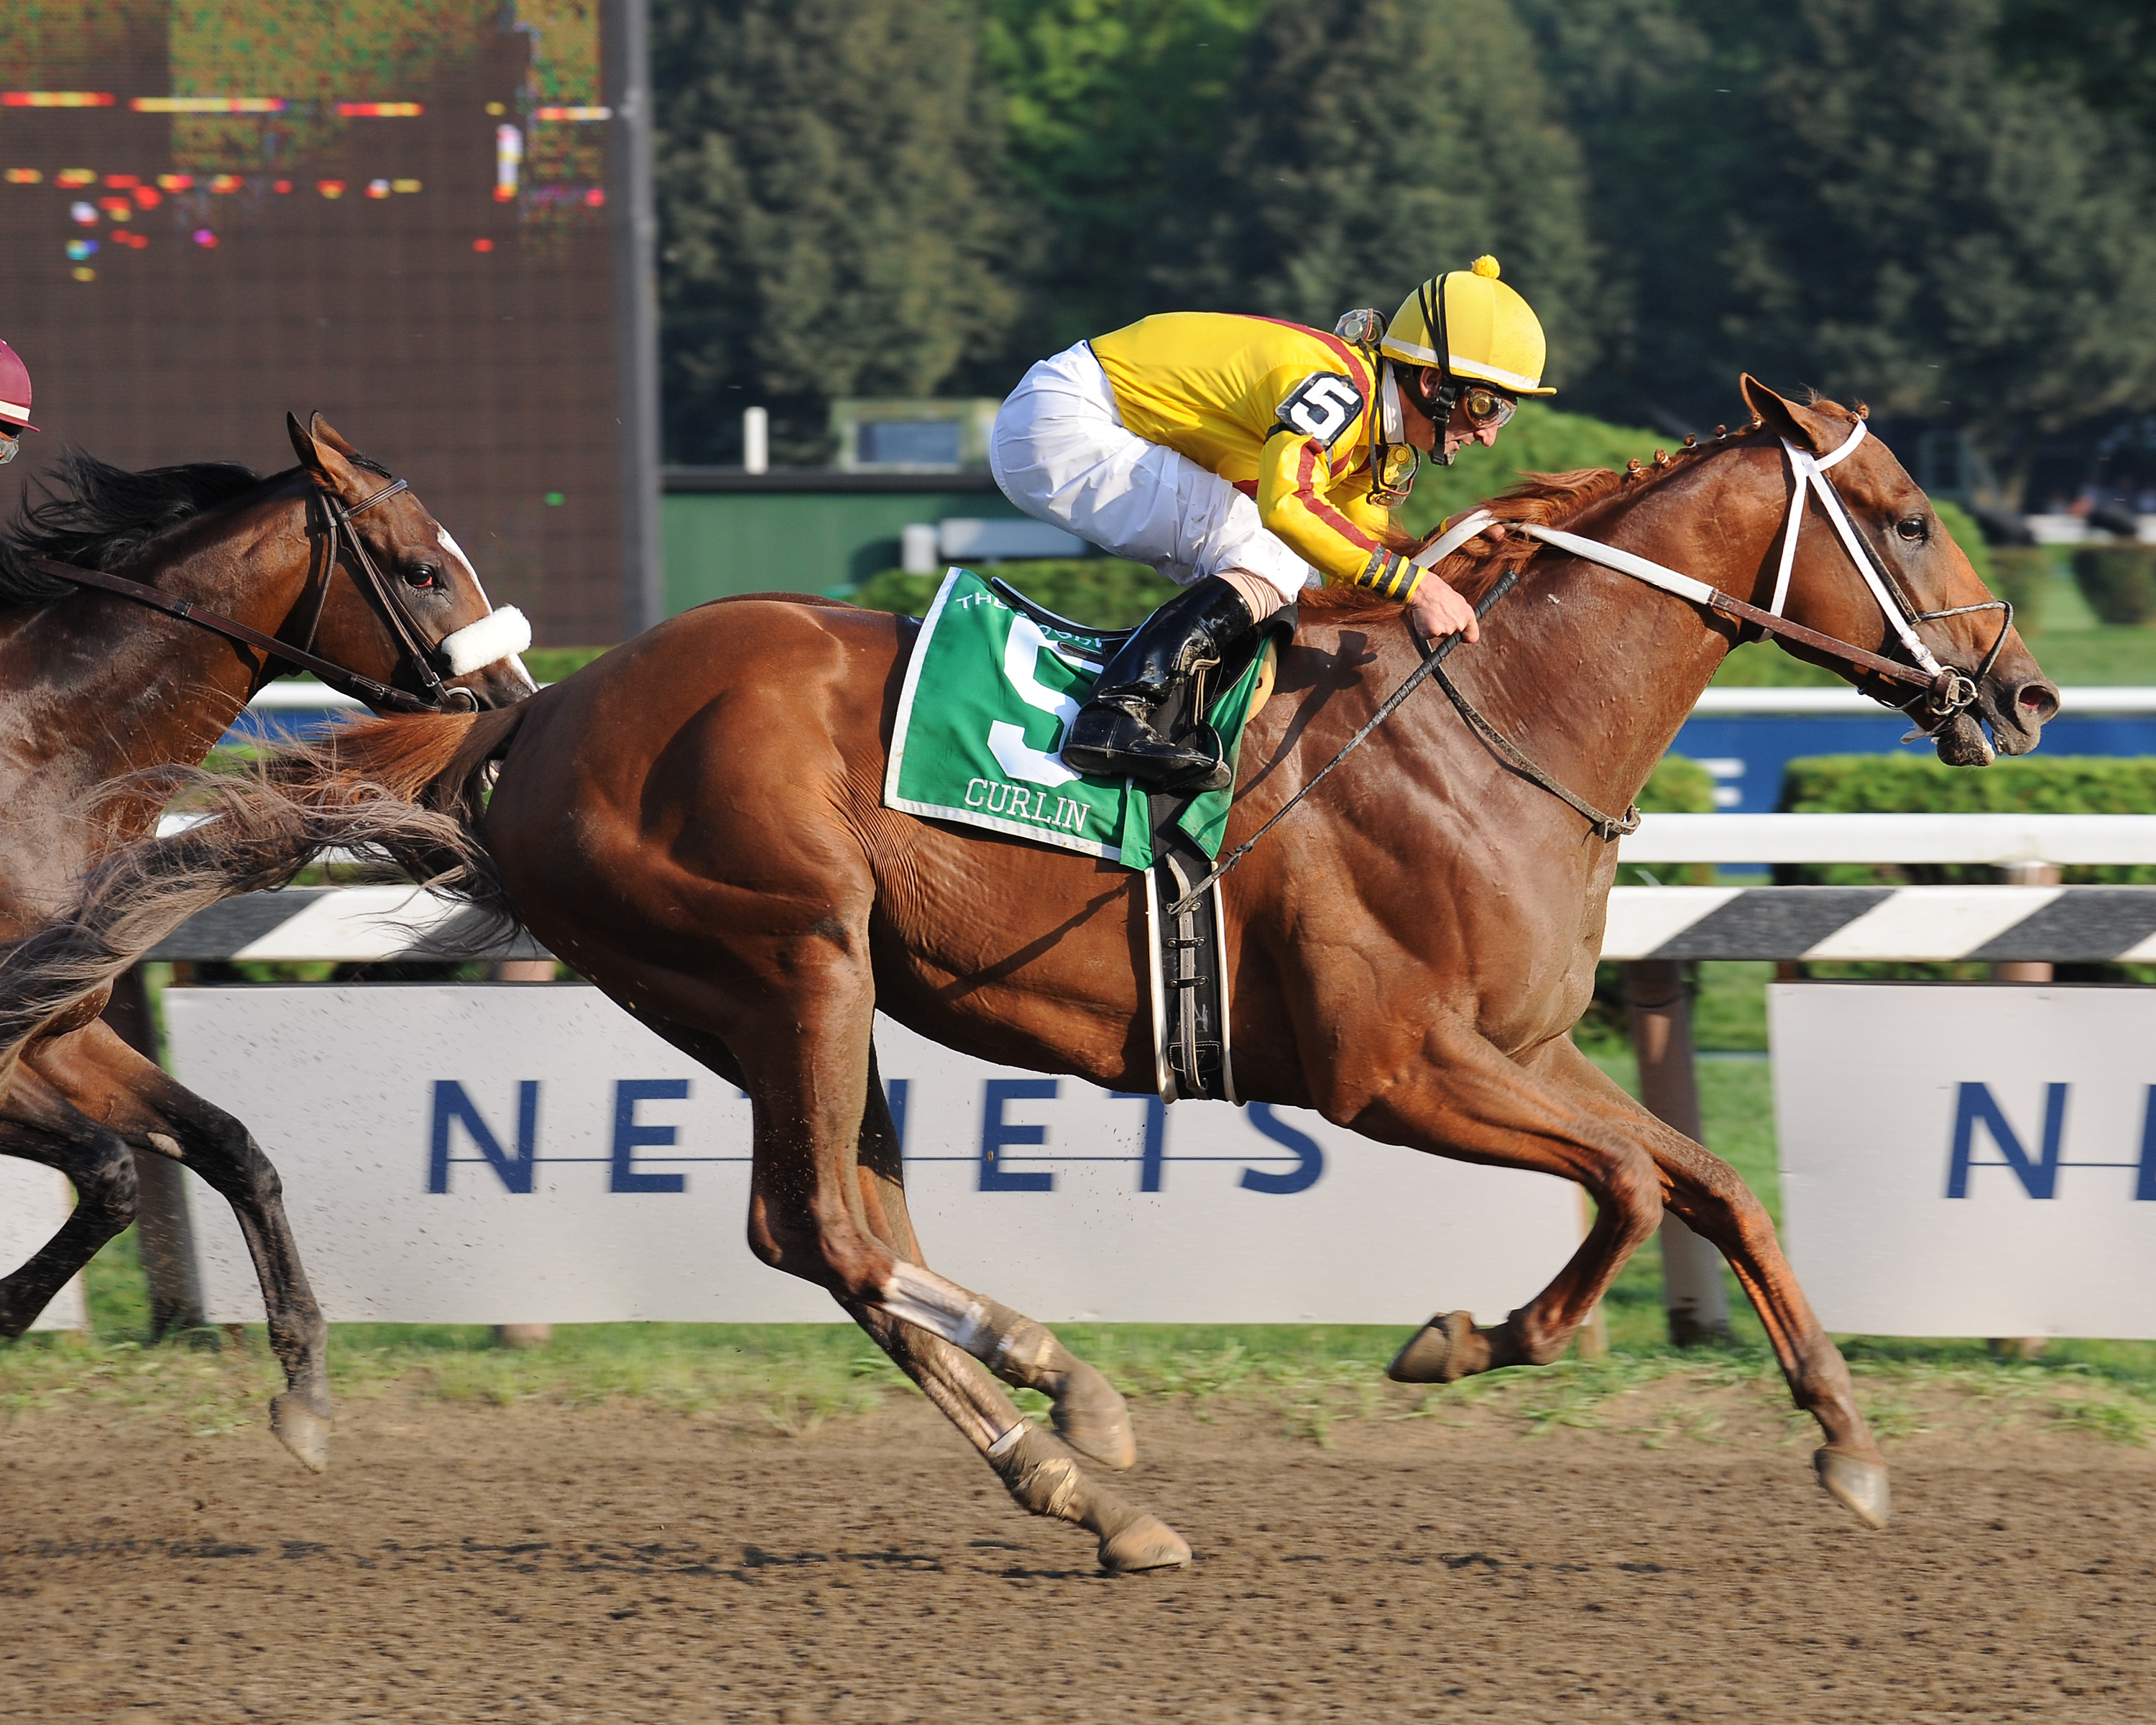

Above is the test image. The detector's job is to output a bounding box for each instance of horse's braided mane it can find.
[1293,465,1647,625]
[0,438,392,610]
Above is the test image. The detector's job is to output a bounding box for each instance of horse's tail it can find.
[0,704,532,1087]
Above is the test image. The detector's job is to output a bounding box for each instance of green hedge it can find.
[852,558,1176,628]
[1988,546,2052,636]
[1641,753,1716,814]
[1782,753,2156,814]
[2071,544,2156,627]
[1618,753,1716,886]
[1779,753,2156,884]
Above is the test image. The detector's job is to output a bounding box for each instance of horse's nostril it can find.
[2016,681,2060,724]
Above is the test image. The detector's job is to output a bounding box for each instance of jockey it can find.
[0,340,33,465]
[987,257,1553,788]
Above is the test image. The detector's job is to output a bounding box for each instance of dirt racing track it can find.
[4,1383,2153,1724]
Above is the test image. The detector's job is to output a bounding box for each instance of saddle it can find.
[992,574,1294,1108]
[987,576,1138,650]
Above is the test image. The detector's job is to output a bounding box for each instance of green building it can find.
[660,468,1096,612]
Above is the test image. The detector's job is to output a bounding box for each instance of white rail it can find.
[1689,684,2156,715]
[160,809,2156,869]
[243,680,2156,717]
[1626,812,2156,866]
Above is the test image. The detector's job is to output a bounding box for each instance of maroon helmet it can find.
[0,340,34,433]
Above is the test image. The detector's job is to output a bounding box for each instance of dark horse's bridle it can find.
[34,474,482,714]
[1166,418,2015,915]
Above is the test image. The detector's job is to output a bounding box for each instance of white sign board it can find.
[161,985,1580,1327]
[1772,982,2156,1338]
[0,1161,90,1332]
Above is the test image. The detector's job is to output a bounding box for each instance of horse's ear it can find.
[308,412,364,461]
[287,409,365,499]
[1738,374,1843,456]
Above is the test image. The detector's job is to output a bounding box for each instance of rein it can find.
[32,476,479,716]
[1164,573,1523,916]
[1166,419,2009,914]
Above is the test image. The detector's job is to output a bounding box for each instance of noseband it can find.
[33,472,511,714]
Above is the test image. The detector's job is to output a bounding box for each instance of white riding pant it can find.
[988,341,1316,607]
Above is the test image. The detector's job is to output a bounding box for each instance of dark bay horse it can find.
[0,413,534,1468]
[0,379,2056,1567]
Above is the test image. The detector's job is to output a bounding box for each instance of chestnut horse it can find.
[0,380,2056,1567]
[0,414,534,1469]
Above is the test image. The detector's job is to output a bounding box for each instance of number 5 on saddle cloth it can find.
[884,567,1293,1103]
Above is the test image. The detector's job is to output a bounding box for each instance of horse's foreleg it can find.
[1365,1022,1666,1382]
[0,1067,139,1335]
[1537,1037,1888,1528]
[27,1023,333,1472]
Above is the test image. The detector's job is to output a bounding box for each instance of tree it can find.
[975,0,1265,367]
[654,0,1019,464]
[1516,0,2156,489]
[1183,0,1600,385]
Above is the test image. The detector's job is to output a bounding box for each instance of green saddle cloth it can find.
[883,568,1274,872]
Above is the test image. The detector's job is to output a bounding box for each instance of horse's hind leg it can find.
[628,999,1136,1463]
[719,968,1184,1570]
[27,1022,333,1472]
[842,1049,1184,1572]
[1537,1037,1887,1528]
[0,1067,140,1335]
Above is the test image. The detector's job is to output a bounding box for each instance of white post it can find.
[1990,859,2055,1359]
[1625,960,1733,1346]
[1994,860,2058,982]
[492,960,555,1348]
[743,405,769,476]
[900,523,939,576]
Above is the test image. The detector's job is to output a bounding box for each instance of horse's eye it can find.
[1895,516,1927,543]
[405,562,441,589]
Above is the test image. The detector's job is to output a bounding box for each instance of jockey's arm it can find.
[1254,430,1478,641]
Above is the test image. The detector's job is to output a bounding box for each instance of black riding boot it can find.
[1061,576,1259,787]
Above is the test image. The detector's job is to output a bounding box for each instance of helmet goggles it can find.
[1460,384,1517,431]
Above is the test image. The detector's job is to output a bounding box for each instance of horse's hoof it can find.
[1054,1360,1138,1470]
[270,1392,333,1474]
[1815,1448,1891,1529]
[1387,1311,1480,1384]
[1098,1514,1191,1575]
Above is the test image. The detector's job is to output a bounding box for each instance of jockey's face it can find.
[0,427,20,465]
[1399,369,1506,458]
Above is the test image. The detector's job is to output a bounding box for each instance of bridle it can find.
[32,472,499,714]
[1163,418,2018,910]
[1479,418,2011,730]
[303,477,478,712]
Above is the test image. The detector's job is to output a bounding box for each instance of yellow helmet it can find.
[1378,255,1555,396]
